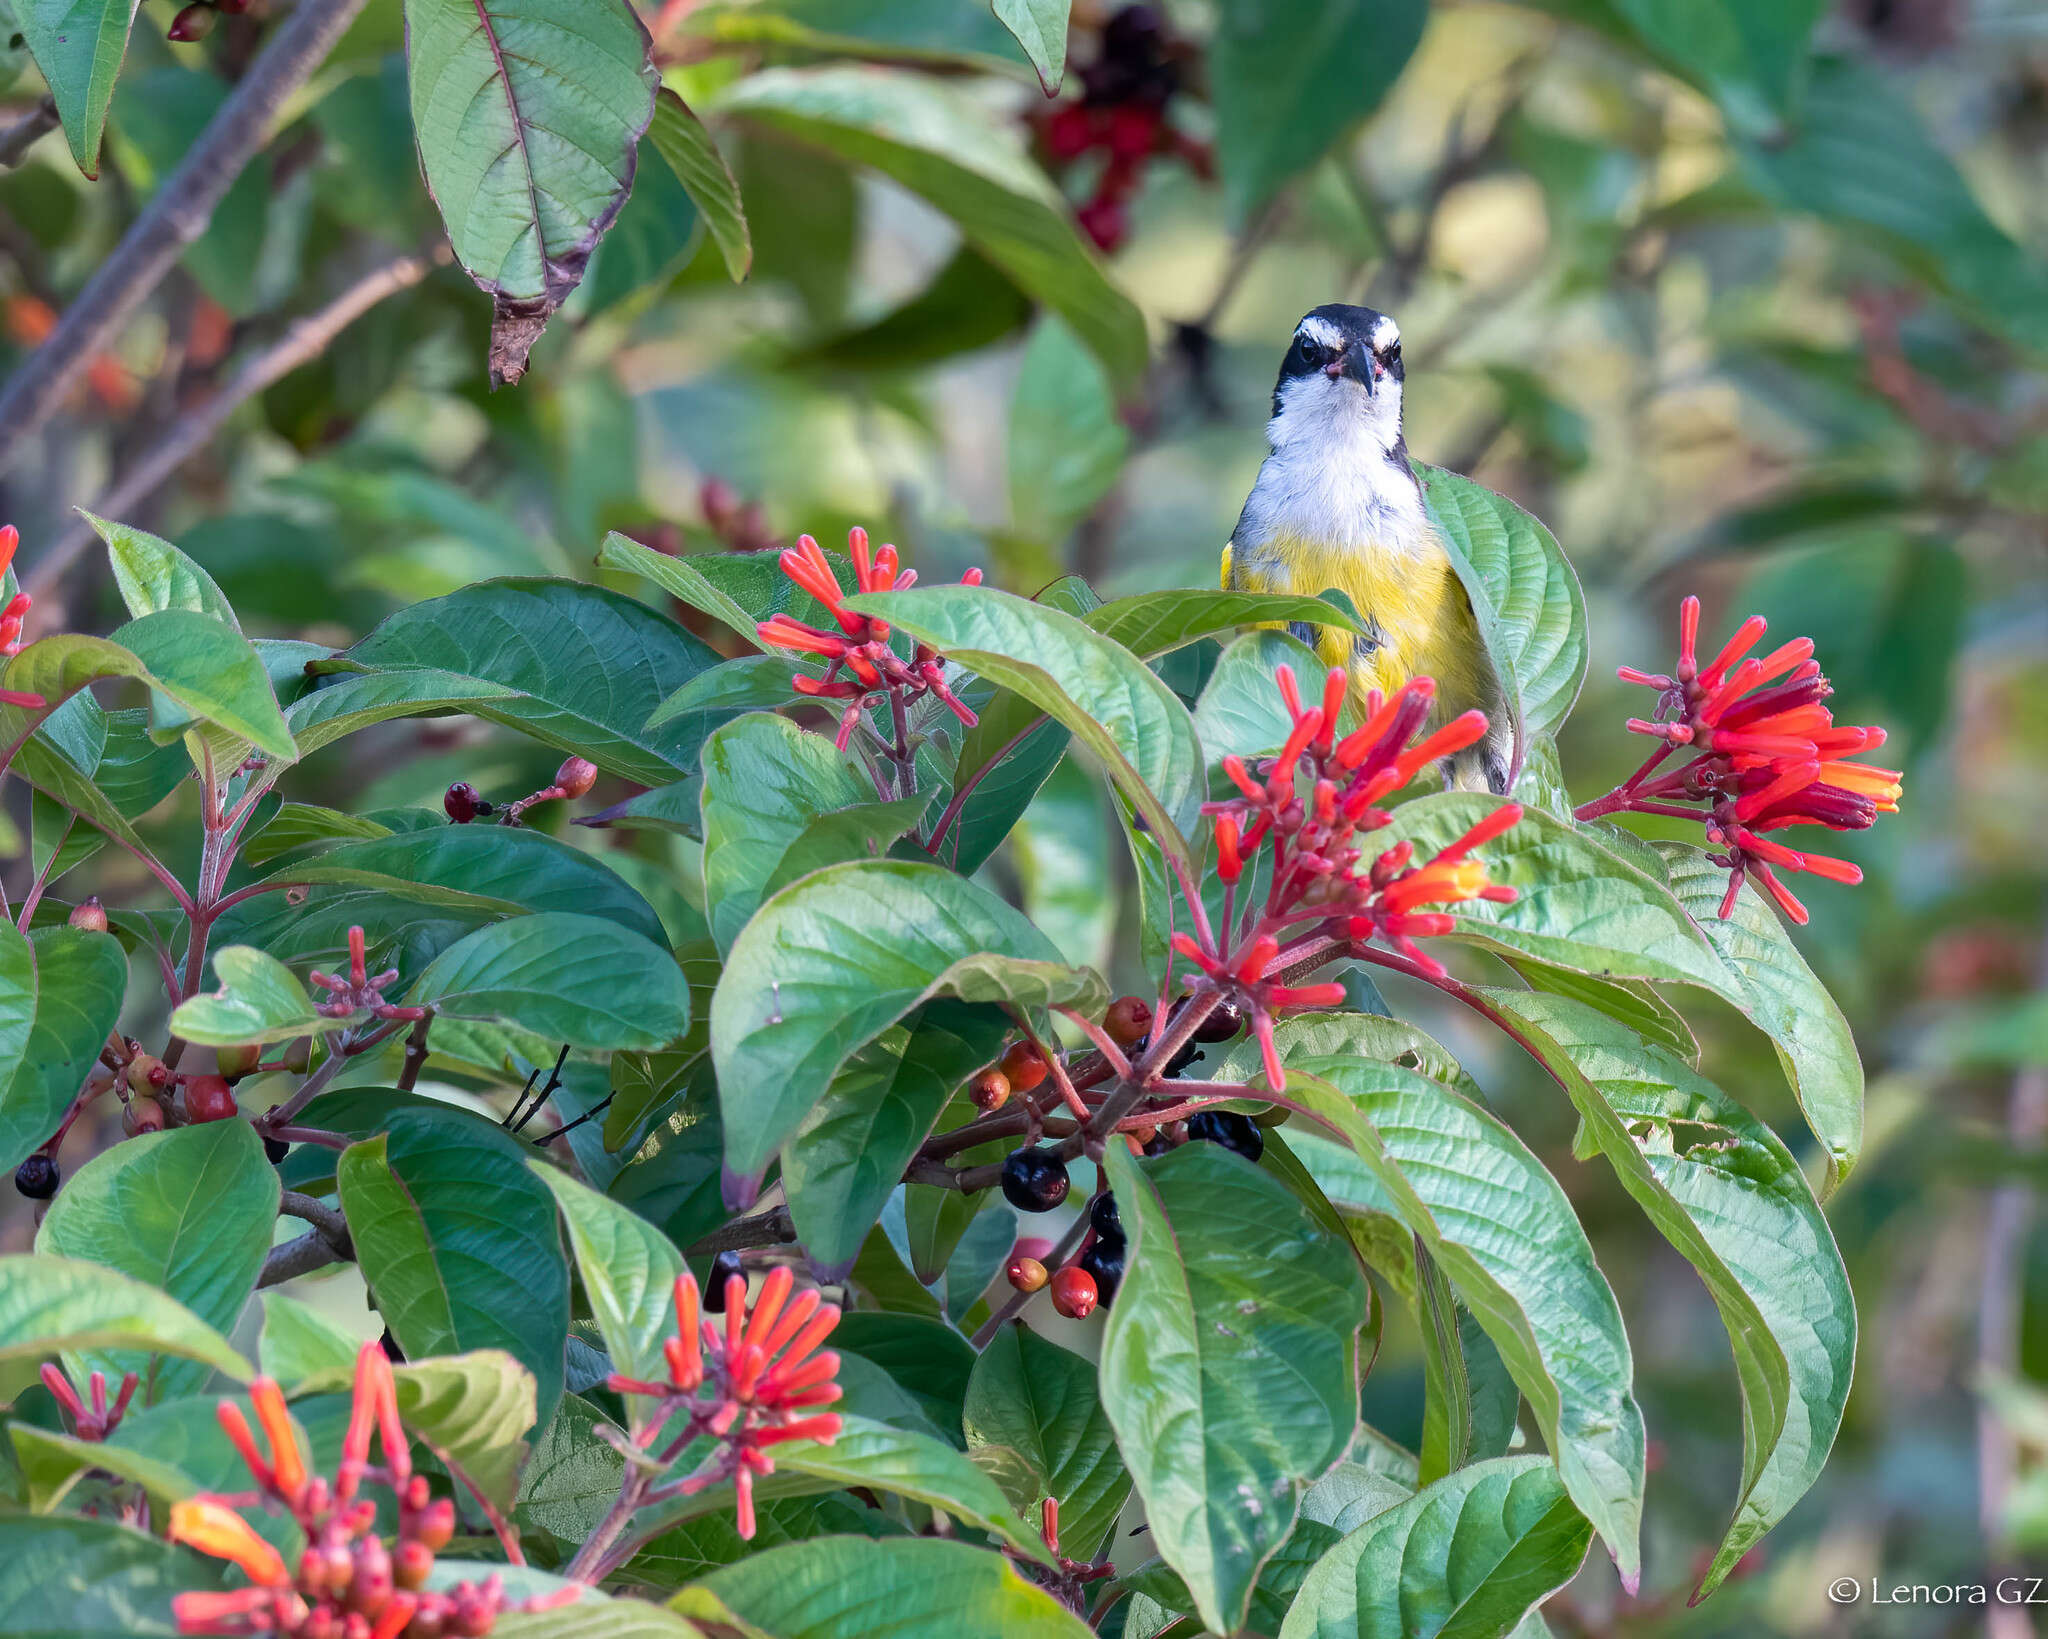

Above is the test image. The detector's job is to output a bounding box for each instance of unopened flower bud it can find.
[414,1496,455,1550]
[166,2,215,40]
[68,896,108,933]
[553,756,597,799]
[393,1539,434,1591]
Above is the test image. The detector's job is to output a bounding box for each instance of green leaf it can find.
[1279,1456,1592,1639]
[0,1254,250,1380]
[1415,465,1588,776]
[844,584,1202,871]
[16,0,138,176]
[1377,795,1726,990]
[992,0,1068,93]
[35,1122,275,1403]
[1192,628,1326,770]
[258,1292,360,1388]
[388,1352,539,1513]
[1562,0,1826,134]
[712,858,1101,1184]
[0,1515,220,1635]
[715,65,1146,389]
[405,0,658,382]
[1089,590,1363,661]
[783,1003,1009,1270]
[409,913,692,1051]
[241,802,396,867]
[88,513,238,628]
[831,1313,976,1438]
[649,89,750,280]
[0,926,127,1176]
[496,1597,699,1639]
[336,1111,569,1427]
[168,946,347,1048]
[1506,959,1697,1065]
[1011,756,1114,969]
[1209,0,1427,218]
[1276,1056,1643,1583]
[1478,988,1854,1598]
[109,609,294,762]
[1212,1009,1478,1102]
[597,533,771,650]
[700,712,928,953]
[1414,1240,1471,1487]
[532,1164,683,1390]
[964,1324,1130,1562]
[292,580,720,784]
[691,1536,1090,1637]
[1009,313,1127,543]
[1655,841,1862,1194]
[1097,1141,1370,1634]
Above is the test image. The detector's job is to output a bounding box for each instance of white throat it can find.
[1237,375,1428,556]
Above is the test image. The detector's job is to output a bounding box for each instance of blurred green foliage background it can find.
[1,0,2045,1630]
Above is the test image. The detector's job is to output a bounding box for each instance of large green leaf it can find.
[1376,796,1726,990]
[699,712,928,953]
[0,1254,250,1380]
[1612,0,1825,134]
[963,1324,1131,1562]
[1279,1456,1592,1639]
[1088,590,1362,662]
[336,1110,569,1427]
[689,1536,1090,1637]
[1097,1141,1370,1634]
[0,1515,220,1636]
[405,0,657,381]
[1209,0,1427,218]
[36,1122,276,1403]
[290,580,721,784]
[782,1003,1009,1270]
[1656,841,1862,1194]
[1191,628,1326,770]
[88,513,238,628]
[1415,465,1588,773]
[1479,988,1854,1598]
[648,89,751,280]
[408,913,691,1051]
[0,926,127,1176]
[496,1597,701,1639]
[993,0,1069,93]
[714,65,1145,388]
[845,584,1203,871]
[711,859,1101,1185]
[16,0,138,176]
[1278,1056,1643,1581]
[1009,313,1128,543]
[532,1164,683,1391]
[168,946,348,1048]
[109,609,295,762]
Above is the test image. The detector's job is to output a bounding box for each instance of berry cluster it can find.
[1029,5,1208,252]
[603,1265,845,1540]
[168,1343,574,1636]
[755,528,982,750]
[1580,596,1903,924]
[310,927,428,1025]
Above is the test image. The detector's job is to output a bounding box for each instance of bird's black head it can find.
[1272,304,1404,416]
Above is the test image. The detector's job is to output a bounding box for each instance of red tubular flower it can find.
[1590,596,1903,924]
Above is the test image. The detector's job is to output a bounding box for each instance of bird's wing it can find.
[1219,541,1234,589]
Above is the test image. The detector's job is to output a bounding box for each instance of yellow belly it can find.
[1221,533,1490,722]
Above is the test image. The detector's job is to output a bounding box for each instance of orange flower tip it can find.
[168,1499,290,1587]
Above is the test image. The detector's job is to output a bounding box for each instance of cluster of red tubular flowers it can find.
[1176,663,1521,1088]
[0,525,44,709]
[1584,596,1903,924]
[309,927,428,1024]
[169,1343,576,1637]
[604,1266,845,1541]
[41,1362,138,1440]
[755,528,982,751]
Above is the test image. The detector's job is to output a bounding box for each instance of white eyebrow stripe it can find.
[1371,314,1399,349]
[1297,315,1344,350]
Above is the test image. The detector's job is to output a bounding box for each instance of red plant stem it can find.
[1055,1007,1132,1082]
[919,715,1043,856]
[1573,742,1677,822]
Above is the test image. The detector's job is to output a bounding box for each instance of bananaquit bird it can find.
[1222,304,1511,794]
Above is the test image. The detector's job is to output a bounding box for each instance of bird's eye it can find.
[1383,340,1402,366]
[1297,337,1324,367]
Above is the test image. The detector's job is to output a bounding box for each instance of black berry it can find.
[1142,1133,1177,1157]
[1130,1030,1201,1076]
[1000,1147,1071,1213]
[1089,1191,1122,1243]
[704,1249,745,1309]
[1192,998,1245,1043]
[444,782,481,823]
[1079,1238,1125,1308]
[264,1136,290,1164]
[1187,1109,1263,1163]
[14,1154,57,1199]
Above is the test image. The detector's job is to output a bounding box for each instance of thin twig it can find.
[0,0,373,479]
[27,246,440,601]
[397,1011,433,1093]
[0,98,58,169]
[279,1188,352,1252]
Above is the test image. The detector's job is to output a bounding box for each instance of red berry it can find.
[443,782,481,823]
[1105,104,1161,162]
[970,1067,1011,1112]
[68,896,108,933]
[1050,1265,1098,1319]
[999,1040,1049,1093]
[554,756,598,799]
[1044,104,1095,161]
[216,1042,262,1082]
[1103,995,1152,1047]
[123,1096,165,1136]
[184,1074,237,1123]
[1006,1255,1048,1293]
[1077,195,1129,253]
[166,2,214,40]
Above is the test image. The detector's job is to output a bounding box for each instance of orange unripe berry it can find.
[69,896,108,933]
[554,756,597,799]
[970,1067,1010,1111]
[122,1095,165,1136]
[1006,1255,1048,1293]
[184,1074,237,1123]
[999,1040,1049,1093]
[125,1053,168,1097]
[393,1539,434,1591]
[1103,995,1152,1047]
[1050,1265,1098,1319]
[215,1042,262,1082]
